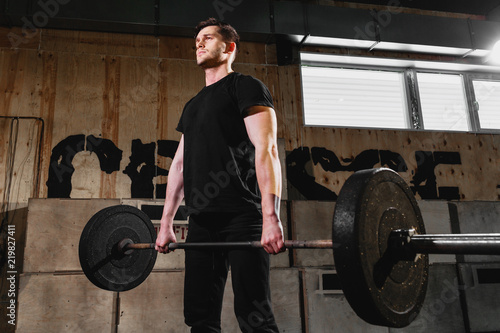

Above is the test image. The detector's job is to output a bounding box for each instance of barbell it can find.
[78,168,500,328]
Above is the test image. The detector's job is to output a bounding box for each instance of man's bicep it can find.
[244,106,277,147]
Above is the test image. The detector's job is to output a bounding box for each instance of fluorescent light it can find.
[301,36,492,59]
[467,49,491,58]
[486,40,500,65]
[301,52,500,73]
[302,36,376,49]
[373,41,474,57]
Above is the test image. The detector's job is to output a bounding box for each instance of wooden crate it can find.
[17,273,115,333]
[24,199,120,273]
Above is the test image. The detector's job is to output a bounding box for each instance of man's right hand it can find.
[155,223,178,254]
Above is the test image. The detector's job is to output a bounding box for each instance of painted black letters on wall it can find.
[47,136,461,200]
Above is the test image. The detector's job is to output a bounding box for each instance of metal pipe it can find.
[0,116,45,198]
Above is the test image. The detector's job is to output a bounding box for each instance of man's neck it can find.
[204,64,234,86]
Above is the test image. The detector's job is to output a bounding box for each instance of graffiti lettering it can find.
[47,136,462,201]
[286,147,461,201]
[47,134,121,197]
[47,135,177,198]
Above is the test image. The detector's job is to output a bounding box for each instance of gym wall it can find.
[1,10,500,333]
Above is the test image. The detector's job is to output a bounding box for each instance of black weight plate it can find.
[332,168,429,328]
[79,205,157,292]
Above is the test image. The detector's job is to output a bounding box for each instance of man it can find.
[155,18,284,333]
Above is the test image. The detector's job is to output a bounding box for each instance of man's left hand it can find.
[261,215,285,254]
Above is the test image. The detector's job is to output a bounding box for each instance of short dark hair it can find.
[195,18,240,52]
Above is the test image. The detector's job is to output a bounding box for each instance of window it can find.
[300,52,500,133]
[472,79,500,130]
[417,73,469,131]
[302,67,408,129]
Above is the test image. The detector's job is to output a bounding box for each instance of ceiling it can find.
[342,0,500,17]
[1,0,500,53]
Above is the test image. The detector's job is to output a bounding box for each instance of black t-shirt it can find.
[177,72,274,215]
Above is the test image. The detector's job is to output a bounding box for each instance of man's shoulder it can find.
[231,72,267,89]
[232,72,259,82]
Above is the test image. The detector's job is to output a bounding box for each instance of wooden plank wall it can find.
[0,27,295,202]
[2,25,499,205]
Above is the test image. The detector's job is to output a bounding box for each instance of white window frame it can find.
[300,52,500,133]
[465,74,500,134]
[414,71,470,132]
[301,66,410,130]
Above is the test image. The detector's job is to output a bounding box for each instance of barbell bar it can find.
[390,229,500,255]
[78,168,500,328]
[118,233,500,253]
[117,233,500,254]
[119,239,335,251]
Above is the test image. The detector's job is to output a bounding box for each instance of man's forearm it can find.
[255,144,285,254]
[156,148,184,252]
[161,164,184,225]
[255,145,282,218]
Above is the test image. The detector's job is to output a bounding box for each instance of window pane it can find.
[301,66,408,129]
[417,73,469,131]
[473,80,500,130]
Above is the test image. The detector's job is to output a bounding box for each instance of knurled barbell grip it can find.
[122,239,334,252]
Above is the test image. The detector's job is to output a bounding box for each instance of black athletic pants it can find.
[183,210,279,333]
